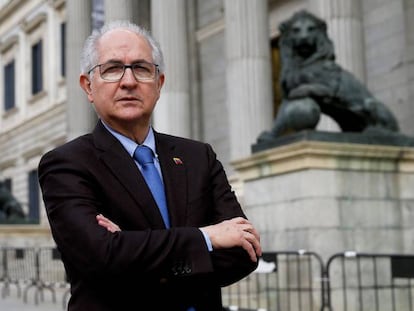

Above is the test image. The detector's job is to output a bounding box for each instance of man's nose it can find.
[120,67,138,86]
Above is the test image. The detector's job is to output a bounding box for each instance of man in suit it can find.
[38,20,261,311]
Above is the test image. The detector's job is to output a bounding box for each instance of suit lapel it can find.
[155,133,188,227]
[92,122,165,229]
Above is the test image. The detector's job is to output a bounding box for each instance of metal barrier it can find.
[0,247,5,298]
[222,251,414,311]
[2,247,37,300]
[0,246,68,307]
[2,247,414,310]
[222,251,326,311]
[35,247,68,304]
[325,252,414,311]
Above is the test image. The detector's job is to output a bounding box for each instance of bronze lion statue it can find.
[258,10,399,142]
[0,180,26,222]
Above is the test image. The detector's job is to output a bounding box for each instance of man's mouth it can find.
[117,96,140,102]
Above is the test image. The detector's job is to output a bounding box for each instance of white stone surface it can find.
[238,142,414,259]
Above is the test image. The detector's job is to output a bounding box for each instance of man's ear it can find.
[157,73,165,92]
[79,74,93,102]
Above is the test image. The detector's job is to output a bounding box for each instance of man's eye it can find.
[102,64,123,74]
[133,64,151,72]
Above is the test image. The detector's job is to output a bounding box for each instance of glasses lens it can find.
[100,63,125,81]
[97,62,157,81]
[132,62,156,80]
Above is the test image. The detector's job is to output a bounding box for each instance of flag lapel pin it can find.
[173,157,183,165]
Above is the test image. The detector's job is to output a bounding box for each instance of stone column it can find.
[309,0,366,82]
[150,0,191,138]
[224,0,273,160]
[104,0,150,29]
[66,0,95,140]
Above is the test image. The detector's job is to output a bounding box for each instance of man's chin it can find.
[113,113,151,125]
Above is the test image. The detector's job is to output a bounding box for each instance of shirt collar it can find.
[101,120,157,158]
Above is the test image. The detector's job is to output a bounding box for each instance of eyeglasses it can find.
[88,61,159,82]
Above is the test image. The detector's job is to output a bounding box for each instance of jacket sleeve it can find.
[202,143,259,286]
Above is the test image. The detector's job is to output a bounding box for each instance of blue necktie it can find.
[134,146,170,228]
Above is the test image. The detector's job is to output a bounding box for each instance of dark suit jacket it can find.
[38,121,257,311]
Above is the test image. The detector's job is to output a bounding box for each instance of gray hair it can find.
[80,20,165,75]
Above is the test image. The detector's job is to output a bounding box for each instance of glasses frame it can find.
[88,61,160,82]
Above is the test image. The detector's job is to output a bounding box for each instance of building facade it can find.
[0,0,413,244]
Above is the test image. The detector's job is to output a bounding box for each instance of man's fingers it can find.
[242,230,262,259]
[241,238,258,262]
[96,214,121,233]
[248,227,261,245]
[240,223,260,239]
[233,219,261,243]
[237,222,262,259]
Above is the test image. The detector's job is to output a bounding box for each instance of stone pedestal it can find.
[233,131,414,260]
[0,225,54,247]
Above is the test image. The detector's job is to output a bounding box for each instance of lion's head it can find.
[279,10,335,67]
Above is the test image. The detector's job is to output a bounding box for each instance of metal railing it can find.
[0,246,69,307]
[2,247,414,310]
[222,251,326,311]
[326,252,414,311]
[222,251,414,311]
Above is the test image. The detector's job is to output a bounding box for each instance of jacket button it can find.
[172,267,178,275]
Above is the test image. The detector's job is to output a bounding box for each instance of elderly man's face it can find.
[80,29,164,133]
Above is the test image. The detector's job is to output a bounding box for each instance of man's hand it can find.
[200,217,262,262]
[96,214,121,233]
